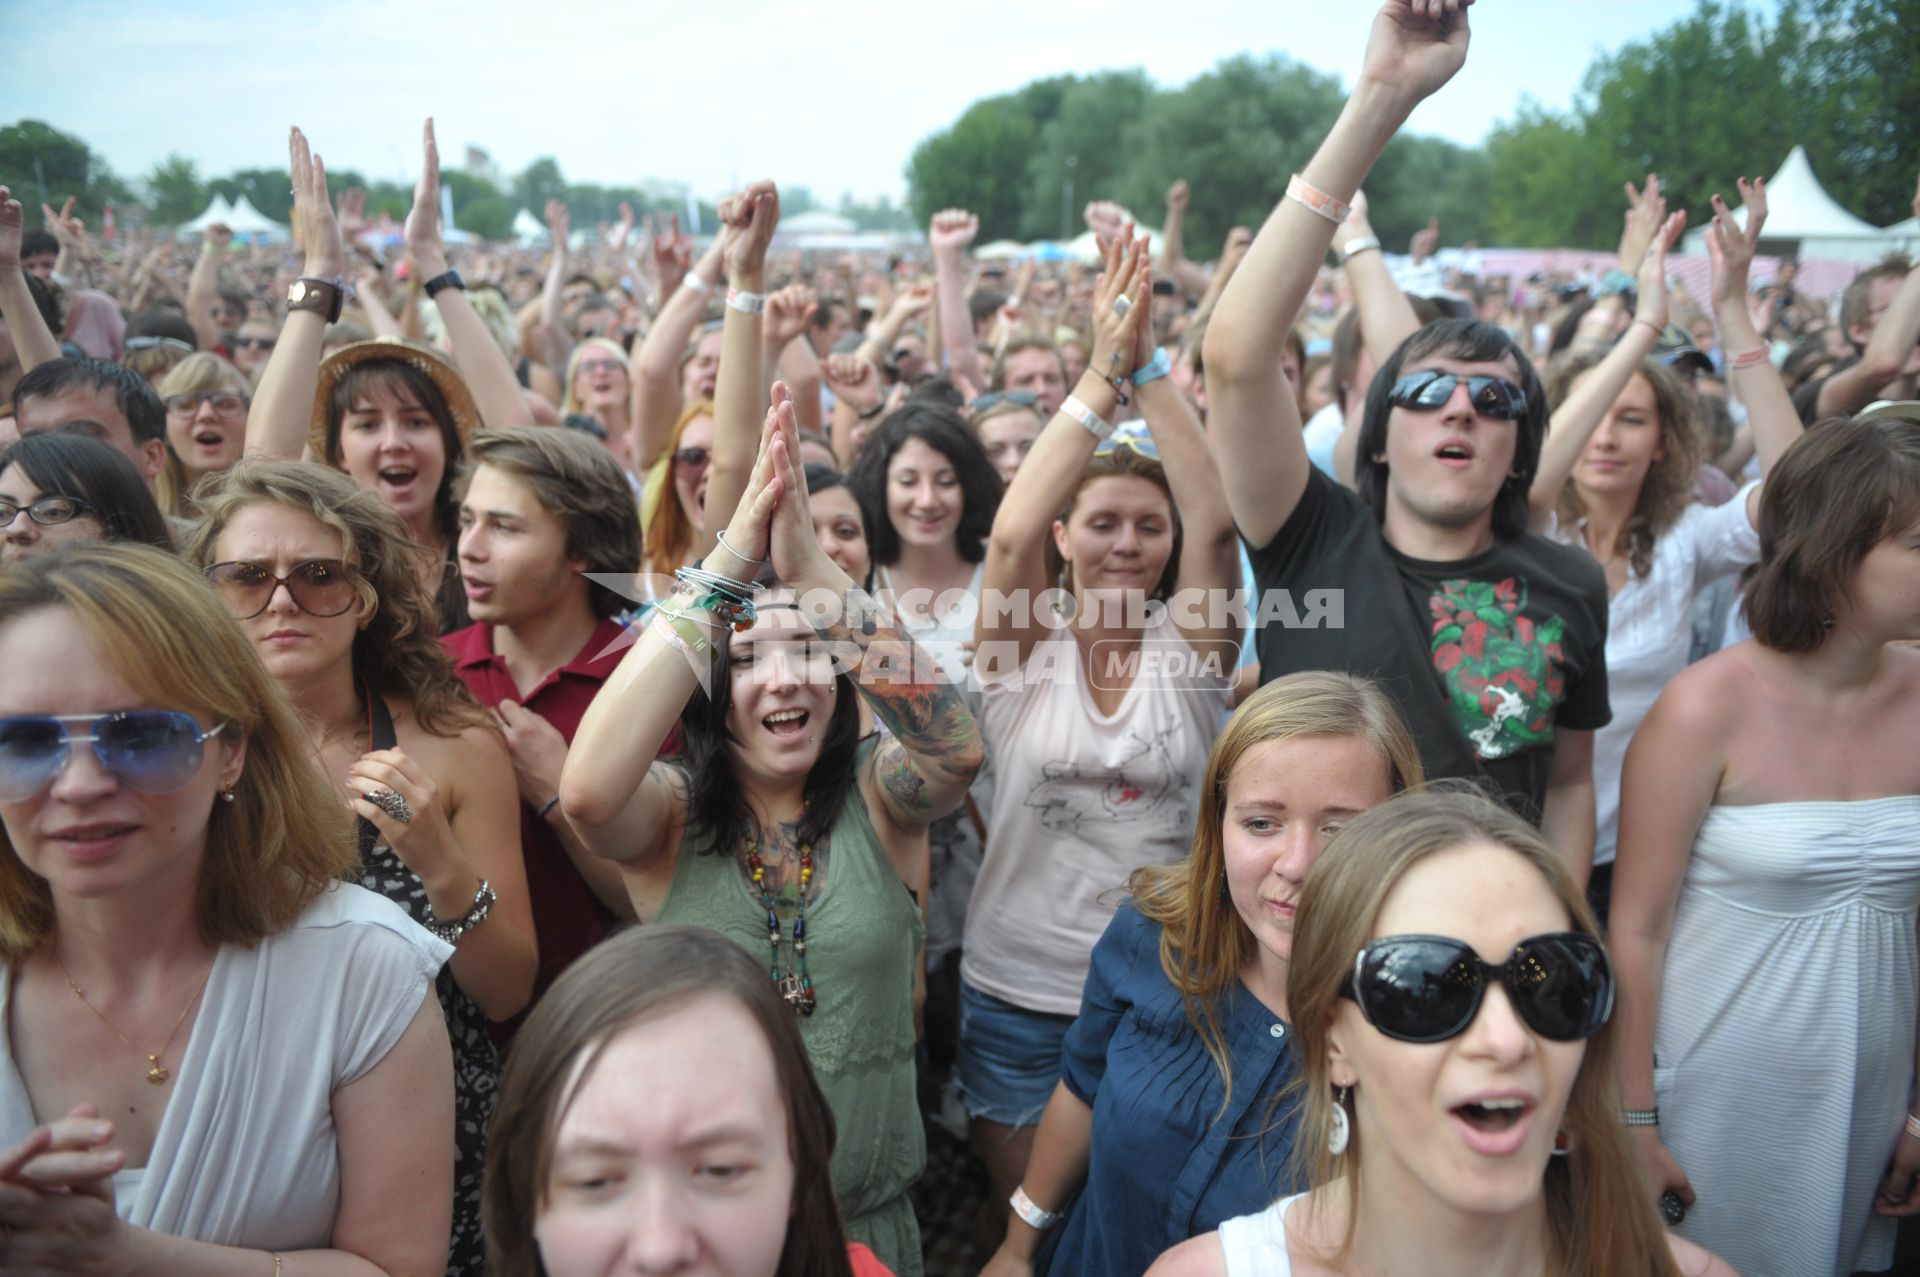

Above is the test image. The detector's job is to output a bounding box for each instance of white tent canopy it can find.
[1682,146,1898,264]
[221,194,288,240]
[511,207,546,245]
[178,194,235,233]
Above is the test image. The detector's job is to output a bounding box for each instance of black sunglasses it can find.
[1341,932,1614,1044]
[0,495,96,529]
[206,560,358,620]
[232,336,278,352]
[1387,370,1529,421]
[671,446,711,469]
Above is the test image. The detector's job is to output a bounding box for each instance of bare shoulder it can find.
[1144,1232,1227,1277]
[1668,1233,1740,1277]
[391,704,507,788]
[1645,645,1753,734]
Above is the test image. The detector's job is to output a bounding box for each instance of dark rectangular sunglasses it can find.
[1341,931,1614,1044]
[1387,370,1529,421]
[206,560,358,620]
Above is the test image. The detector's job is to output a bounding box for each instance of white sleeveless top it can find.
[1218,1193,1307,1276]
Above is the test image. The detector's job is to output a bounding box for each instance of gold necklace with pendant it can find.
[57,956,213,1086]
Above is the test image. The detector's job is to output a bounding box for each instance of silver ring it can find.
[365,788,414,823]
[1112,295,1133,318]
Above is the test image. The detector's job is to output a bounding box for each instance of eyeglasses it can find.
[165,392,249,417]
[0,711,229,802]
[1094,425,1160,460]
[1387,370,1529,421]
[1341,932,1614,1044]
[971,390,1039,414]
[576,359,625,376]
[0,496,96,529]
[672,446,712,469]
[126,336,195,353]
[206,560,358,620]
[232,336,277,352]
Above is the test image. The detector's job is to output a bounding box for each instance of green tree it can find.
[0,119,126,220]
[905,97,1037,239]
[1017,71,1155,241]
[145,154,205,225]
[1483,105,1613,247]
[514,158,568,214]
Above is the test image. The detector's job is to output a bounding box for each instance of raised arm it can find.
[185,222,231,354]
[1327,190,1428,486]
[1527,210,1684,530]
[631,232,726,470]
[707,182,780,543]
[533,200,573,373]
[766,286,825,434]
[930,209,985,393]
[244,128,343,461]
[404,119,529,430]
[0,187,62,372]
[981,233,1148,668]
[1204,0,1474,548]
[1704,180,1802,513]
[1817,170,1920,418]
[1158,179,1212,298]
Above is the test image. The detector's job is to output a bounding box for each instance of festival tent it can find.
[511,207,546,245]
[975,239,1027,260]
[220,194,289,242]
[1681,146,1897,264]
[177,194,235,235]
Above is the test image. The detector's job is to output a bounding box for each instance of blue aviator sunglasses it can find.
[0,712,229,803]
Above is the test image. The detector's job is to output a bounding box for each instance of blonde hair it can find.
[182,460,488,738]
[560,337,632,418]
[0,544,358,961]
[152,352,250,516]
[1282,788,1683,1277]
[1128,673,1423,1114]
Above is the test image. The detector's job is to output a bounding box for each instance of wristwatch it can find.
[286,276,345,324]
[422,269,466,300]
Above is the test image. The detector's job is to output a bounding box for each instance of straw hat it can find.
[309,337,482,463]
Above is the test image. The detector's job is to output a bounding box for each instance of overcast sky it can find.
[4,0,1724,206]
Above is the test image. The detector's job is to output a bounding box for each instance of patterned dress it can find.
[355,693,497,1276]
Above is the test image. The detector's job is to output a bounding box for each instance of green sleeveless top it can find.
[655,738,926,1274]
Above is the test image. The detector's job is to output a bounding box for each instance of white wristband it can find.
[681,273,712,295]
[1061,394,1115,442]
[726,287,766,315]
[1009,1186,1061,1231]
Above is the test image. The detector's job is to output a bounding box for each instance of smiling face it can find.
[1380,353,1524,539]
[808,485,870,584]
[976,408,1042,485]
[885,436,965,553]
[211,501,362,687]
[334,378,450,536]
[164,383,250,481]
[723,598,839,790]
[1571,369,1663,500]
[1327,841,1586,1218]
[534,995,796,1277]
[0,464,105,563]
[1053,473,1173,597]
[1223,734,1396,983]
[459,463,585,629]
[673,413,716,535]
[0,605,241,908]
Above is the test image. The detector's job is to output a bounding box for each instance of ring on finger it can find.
[364,787,414,823]
[1112,295,1132,319]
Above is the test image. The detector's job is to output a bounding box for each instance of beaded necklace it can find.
[743,826,817,1015]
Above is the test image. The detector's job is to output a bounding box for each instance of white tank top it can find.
[1218,1193,1306,1277]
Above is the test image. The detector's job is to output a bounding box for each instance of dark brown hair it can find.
[1545,351,1704,577]
[324,360,465,547]
[466,428,641,620]
[1839,254,1910,348]
[1741,414,1920,651]
[483,925,855,1277]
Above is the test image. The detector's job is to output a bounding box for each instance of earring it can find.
[220,790,237,804]
[1328,1086,1351,1156]
[1552,1129,1572,1157]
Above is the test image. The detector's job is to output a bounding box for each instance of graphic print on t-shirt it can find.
[1428,576,1567,760]
[1022,722,1195,838]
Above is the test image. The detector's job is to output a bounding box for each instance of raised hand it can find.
[288,127,345,279]
[1618,172,1666,272]
[1331,189,1377,255]
[652,212,691,295]
[928,208,979,257]
[1083,199,1127,245]
[1359,0,1474,106]
[545,198,572,256]
[1088,225,1150,386]
[764,283,819,348]
[204,221,234,250]
[1632,209,1687,333]
[1409,215,1440,263]
[337,186,369,241]
[761,384,834,589]
[720,385,794,565]
[719,180,779,287]
[823,353,882,412]
[0,185,22,273]
[42,195,83,248]
[1166,179,1190,214]
[613,200,636,251]
[1704,177,1767,312]
[404,119,448,274]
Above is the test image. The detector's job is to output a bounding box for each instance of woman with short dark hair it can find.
[0,432,171,562]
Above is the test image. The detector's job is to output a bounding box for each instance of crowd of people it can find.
[3,2,1919,1274]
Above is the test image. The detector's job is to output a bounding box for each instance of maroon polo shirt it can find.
[445,615,677,1039]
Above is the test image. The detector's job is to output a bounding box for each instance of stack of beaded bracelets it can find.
[673,565,759,631]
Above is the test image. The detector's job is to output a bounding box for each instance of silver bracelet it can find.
[1339,236,1382,264]
[1620,1106,1660,1127]
[713,530,765,568]
[422,878,495,947]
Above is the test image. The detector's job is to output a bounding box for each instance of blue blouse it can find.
[1040,904,1302,1277]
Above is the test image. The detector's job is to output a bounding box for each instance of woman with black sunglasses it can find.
[183,458,536,1276]
[1149,788,1734,1277]
[961,228,1241,1253]
[0,432,172,563]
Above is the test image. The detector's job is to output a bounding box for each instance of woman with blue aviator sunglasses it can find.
[0,543,456,1276]
[962,226,1242,1247]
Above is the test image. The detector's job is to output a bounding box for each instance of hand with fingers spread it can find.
[42,196,85,252]
[288,126,345,280]
[928,208,978,258]
[1704,177,1767,314]
[764,284,819,350]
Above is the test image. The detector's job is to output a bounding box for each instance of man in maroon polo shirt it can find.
[444,426,649,1026]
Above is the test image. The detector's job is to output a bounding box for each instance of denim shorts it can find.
[954,979,1076,1127]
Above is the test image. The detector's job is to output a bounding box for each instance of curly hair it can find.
[182,459,489,737]
[1544,351,1704,578]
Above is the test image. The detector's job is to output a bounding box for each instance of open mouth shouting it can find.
[377,465,422,499]
[763,707,810,740]
[1447,1091,1537,1156]
[1433,438,1477,470]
